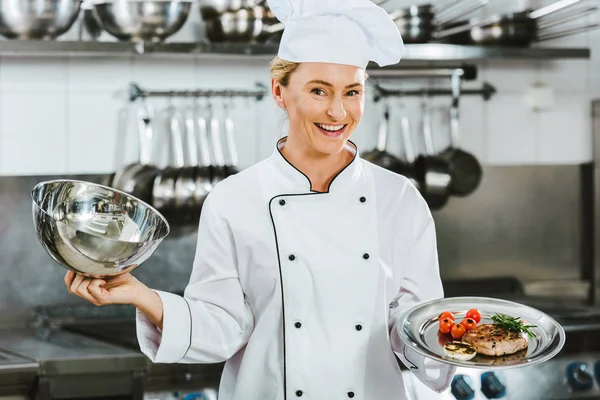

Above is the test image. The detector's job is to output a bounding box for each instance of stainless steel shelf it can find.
[0,40,590,62]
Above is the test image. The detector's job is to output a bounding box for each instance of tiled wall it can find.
[0,0,598,176]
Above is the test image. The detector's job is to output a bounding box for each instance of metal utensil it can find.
[32,179,169,278]
[204,6,284,43]
[414,97,451,210]
[112,102,159,204]
[208,100,229,187]
[0,0,82,40]
[199,0,266,20]
[152,103,181,214]
[362,102,403,170]
[223,98,240,175]
[188,100,213,209]
[388,0,489,43]
[434,0,598,46]
[395,111,422,192]
[440,73,482,197]
[78,0,102,40]
[93,0,192,42]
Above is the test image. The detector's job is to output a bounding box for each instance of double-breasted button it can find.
[355,324,362,331]
[347,391,355,398]
[295,322,302,328]
[289,254,296,261]
[279,199,286,206]
[295,390,303,397]
[359,196,366,203]
[363,253,370,260]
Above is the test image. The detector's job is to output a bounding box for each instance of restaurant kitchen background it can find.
[1,0,600,399]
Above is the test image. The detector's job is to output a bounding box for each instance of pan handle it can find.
[421,96,435,156]
[376,102,390,152]
[166,103,186,168]
[537,6,597,29]
[196,105,212,168]
[185,103,199,167]
[399,112,416,163]
[436,0,491,28]
[529,0,583,19]
[537,22,600,41]
[208,101,226,167]
[137,101,153,165]
[448,71,462,149]
[224,98,239,167]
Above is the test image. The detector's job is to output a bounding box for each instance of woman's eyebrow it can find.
[306,80,363,88]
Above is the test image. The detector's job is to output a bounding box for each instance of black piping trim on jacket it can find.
[180,297,193,361]
[270,142,360,398]
[275,137,358,193]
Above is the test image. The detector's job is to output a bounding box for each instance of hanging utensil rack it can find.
[370,65,495,102]
[128,82,268,102]
[372,82,496,101]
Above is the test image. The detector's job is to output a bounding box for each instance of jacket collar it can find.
[269,136,362,193]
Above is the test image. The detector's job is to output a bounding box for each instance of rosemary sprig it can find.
[491,313,537,339]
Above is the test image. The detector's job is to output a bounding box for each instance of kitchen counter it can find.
[0,327,147,399]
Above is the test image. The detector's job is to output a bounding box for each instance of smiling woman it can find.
[63,0,457,399]
[269,58,367,191]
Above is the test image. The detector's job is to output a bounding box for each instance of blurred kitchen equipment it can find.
[93,0,192,42]
[388,0,490,43]
[204,6,283,43]
[186,100,213,210]
[414,96,451,210]
[395,108,422,192]
[32,179,170,278]
[122,82,266,227]
[362,102,403,171]
[77,0,102,40]
[222,98,240,175]
[153,101,186,218]
[208,100,229,187]
[435,0,599,46]
[199,0,266,20]
[440,72,482,196]
[112,102,160,204]
[0,0,82,40]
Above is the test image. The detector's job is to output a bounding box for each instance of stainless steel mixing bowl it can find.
[93,0,193,42]
[0,0,82,40]
[32,179,170,278]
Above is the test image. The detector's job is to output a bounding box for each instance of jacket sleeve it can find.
[136,191,254,364]
[388,200,457,393]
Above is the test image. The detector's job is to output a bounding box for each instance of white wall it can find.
[0,0,598,176]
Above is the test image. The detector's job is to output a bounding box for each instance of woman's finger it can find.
[69,273,87,293]
[64,270,75,289]
[75,278,101,305]
[88,279,108,303]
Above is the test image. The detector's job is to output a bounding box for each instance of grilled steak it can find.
[461,324,528,356]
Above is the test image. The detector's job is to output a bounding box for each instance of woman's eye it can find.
[347,90,360,97]
[311,88,326,96]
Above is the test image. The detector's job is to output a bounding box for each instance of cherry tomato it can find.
[466,309,482,323]
[451,323,466,339]
[438,311,455,321]
[438,318,455,334]
[460,318,478,331]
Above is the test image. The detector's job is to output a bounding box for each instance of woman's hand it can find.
[64,270,144,306]
[64,270,164,329]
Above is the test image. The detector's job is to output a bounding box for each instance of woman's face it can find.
[272,62,366,156]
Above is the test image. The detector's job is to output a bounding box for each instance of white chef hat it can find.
[266,0,404,70]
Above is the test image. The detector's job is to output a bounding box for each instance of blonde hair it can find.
[269,56,301,87]
[269,56,369,86]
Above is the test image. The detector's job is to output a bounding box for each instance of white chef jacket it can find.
[137,137,456,400]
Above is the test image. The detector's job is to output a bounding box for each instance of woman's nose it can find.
[326,98,346,121]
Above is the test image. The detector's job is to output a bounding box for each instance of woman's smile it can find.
[314,123,348,138]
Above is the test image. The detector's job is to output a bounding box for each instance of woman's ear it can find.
[271,79,286,109]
